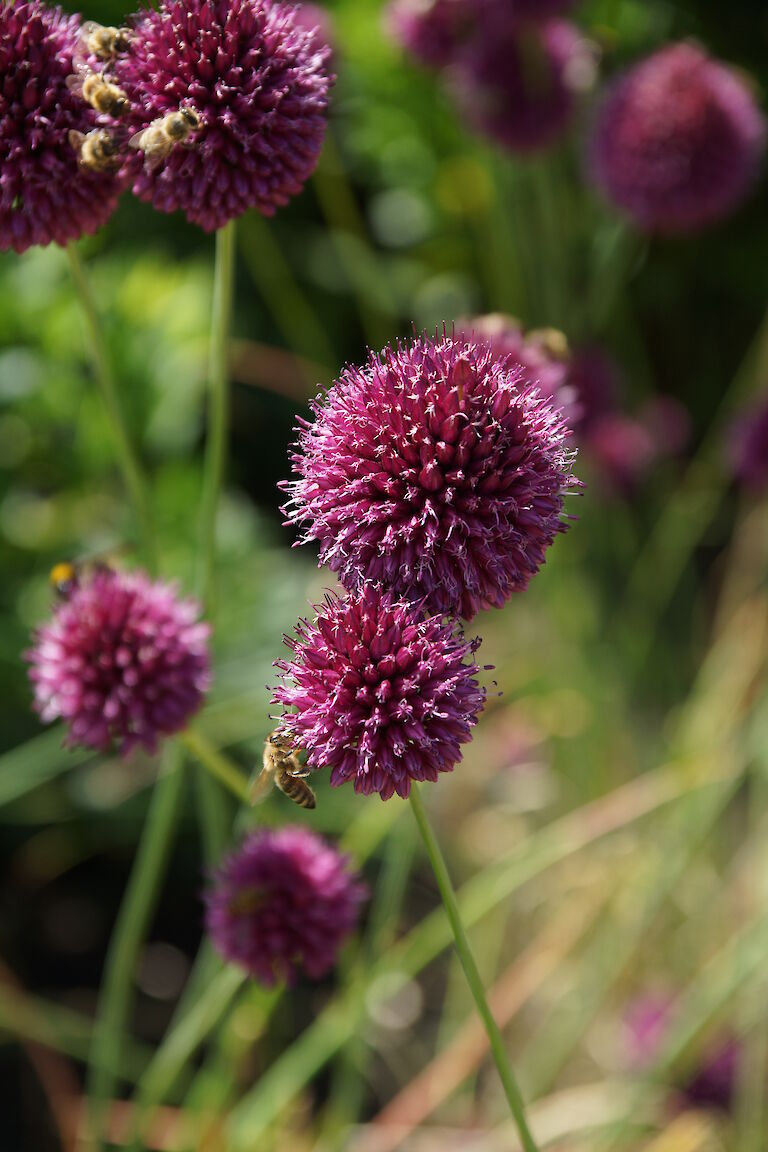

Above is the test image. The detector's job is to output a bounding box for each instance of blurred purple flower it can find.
[205,826,365,985]
[727,393,768,493]
[283,331,576,620]
[456,314,575,418]
[26,568,210,756]
[452,18,596,153]
[624,994,739,1112]
[273,587,487,800]
[113,0,333,231]
[590,42,766,234]
[387,0,481,69]
[0,0,123,254]
[567,348,689,493]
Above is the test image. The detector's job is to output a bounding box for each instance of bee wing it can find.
[80,21,101,37]
[248,765,276,806]
[128,128,147,150]
[65,73,85,95]
[68,130,85,151]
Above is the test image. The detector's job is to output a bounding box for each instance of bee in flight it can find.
[76,21,133,65]
[68,128,122,173]
[49,546,129,601]
[129,107,203,168]
[66,66,129,118]
[251,730,317,809]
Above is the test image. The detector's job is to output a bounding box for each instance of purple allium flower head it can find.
[273,587,487,800]
[388,0,482,69]
[590,42,766,234]
[452,18,596,153]
[0,0,123,254]
[284,331,576,621]
[26,568,210,756]
[111,0,333,232]
[727,393,768,493]
[205,826,365,985]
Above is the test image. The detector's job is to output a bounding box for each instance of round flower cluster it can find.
[276,329,577,799]
[273,587,487,800]
[205,826,365,984]
[590,42,766,234]
[389,0,595,153]
[112,0,334,231]
[452,15,596,154]
[284,331,575,621]
[0,0,124,253]
[1,0,333,248]
[26,567,210,756]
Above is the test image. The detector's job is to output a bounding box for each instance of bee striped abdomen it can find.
[276,769,316,809]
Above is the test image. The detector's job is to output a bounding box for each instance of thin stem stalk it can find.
[84,747,185,1151]
[408,785,539,1152]
[179,728,251,806]
[196,221,237,611]
[65,244,156,571]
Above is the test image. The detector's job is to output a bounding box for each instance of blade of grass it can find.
[0,729,91,808]
[84,745,186,1152]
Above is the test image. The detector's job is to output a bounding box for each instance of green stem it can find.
[65,244,156,571]
[85,747,186,1151]
[180,728,251,806]
[408,785,539,1152]
[196,220,237,611]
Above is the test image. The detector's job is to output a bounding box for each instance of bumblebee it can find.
[251,730,317,810]
[49,562,81,600]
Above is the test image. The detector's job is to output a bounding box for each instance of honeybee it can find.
[66,67,129,118]
[250,730,317,809]
[129,107,203,168]
[68,128,122,173]
[76,21,133,63]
